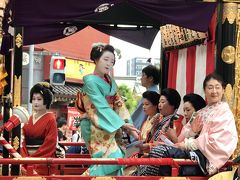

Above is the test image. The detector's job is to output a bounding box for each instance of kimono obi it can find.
[25,137,44,156]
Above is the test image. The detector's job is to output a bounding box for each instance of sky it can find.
[110,31,161,76]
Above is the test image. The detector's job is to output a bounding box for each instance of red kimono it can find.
[21,112,57,175]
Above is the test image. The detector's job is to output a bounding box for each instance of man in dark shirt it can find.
[57,117,68,141]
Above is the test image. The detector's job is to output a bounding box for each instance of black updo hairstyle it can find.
[183,93,206,111]
[90,43,116,65]
[161,88,181,110]
[30,82,54,109]
[143,91,160,113]
[142,91,160,106]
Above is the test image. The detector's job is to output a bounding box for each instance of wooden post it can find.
[216,2,237,85]
[10,27,23,175]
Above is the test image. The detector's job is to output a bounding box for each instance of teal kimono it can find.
[77,74,131,176]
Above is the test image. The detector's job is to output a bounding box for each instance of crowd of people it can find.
[19,43,239,179]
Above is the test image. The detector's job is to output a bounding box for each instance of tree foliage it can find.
[118,84,140,114]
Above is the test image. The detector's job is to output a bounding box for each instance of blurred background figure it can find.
[57,117,68,141]
[131,65,160,131]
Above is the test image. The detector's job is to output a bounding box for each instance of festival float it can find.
[0,0,238,179]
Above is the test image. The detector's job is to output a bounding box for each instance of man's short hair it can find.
[142,65,160,85]
[57,117,67,128]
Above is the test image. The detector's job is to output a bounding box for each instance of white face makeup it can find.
[32,93,47,112]
[95,51,115,77]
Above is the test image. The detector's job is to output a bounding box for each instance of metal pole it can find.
[27,45,34,114]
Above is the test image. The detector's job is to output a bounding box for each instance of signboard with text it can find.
[66,58,95,82]
[67,107,81,130]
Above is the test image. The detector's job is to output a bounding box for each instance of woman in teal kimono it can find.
[76,44,139,176]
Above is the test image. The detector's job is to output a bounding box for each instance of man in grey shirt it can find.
[131,65,160,131]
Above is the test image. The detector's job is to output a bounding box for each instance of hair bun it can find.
[38,82,54,95]
[90,43,105,61]
[90,43,115,63]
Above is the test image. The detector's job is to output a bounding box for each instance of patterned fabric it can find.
[132,145,206,176]
[21,112,58,175]
[79,74,131,176]
[133,101,238,176]
[189,102,238,173]
[140,116,155,141]
[146,110,177,143]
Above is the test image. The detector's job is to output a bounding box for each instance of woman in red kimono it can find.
[21,82,58,175]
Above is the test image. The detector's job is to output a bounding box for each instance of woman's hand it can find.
[191,116,203,134]
[174,142,185,150]
[122,123,140,140]
[136,143,150,153]
[165,128,178,143]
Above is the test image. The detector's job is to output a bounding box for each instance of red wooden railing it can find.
[0,141,237,179]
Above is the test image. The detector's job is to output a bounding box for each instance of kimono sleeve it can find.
[31,115,58,157]
[113,91,133,124]
[84,80,125,134]
[196,107,238,169]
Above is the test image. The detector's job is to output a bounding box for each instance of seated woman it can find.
[133,73,238,176]
[139,91,160,142]
[138,88,181,155]
[177,93,206,142]
[124,91,160,175]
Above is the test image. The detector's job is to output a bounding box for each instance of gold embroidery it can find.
[222,3,237,24]
[221,46,235,64]
[15,33,23,48]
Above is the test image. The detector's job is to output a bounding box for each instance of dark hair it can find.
[161,88,181,110]
[142,91,160,106]
[30,82,54,109]
[203,73,225,90]
[90,44,115,65]
[75,124,80,129]
[183,93,206,111]
[57,117,67,128]
[142,65,160,85]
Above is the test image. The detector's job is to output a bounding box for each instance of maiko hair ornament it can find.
[90,43,116,65]
[93,42,105,52]
[92,42,106,48]
[30,82,54,109]
[90,42,106,61]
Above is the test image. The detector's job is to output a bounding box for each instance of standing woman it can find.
[21,82,57,175]
[76,44,138,176]
[134,73,238,176]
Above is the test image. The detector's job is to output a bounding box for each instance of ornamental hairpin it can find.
[38,82,50,88]
[97,45,104,52]
[92,42,105,52]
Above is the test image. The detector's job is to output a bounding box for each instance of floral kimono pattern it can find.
[76,74,131,176]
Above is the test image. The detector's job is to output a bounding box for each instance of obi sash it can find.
[25,137,44,156]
